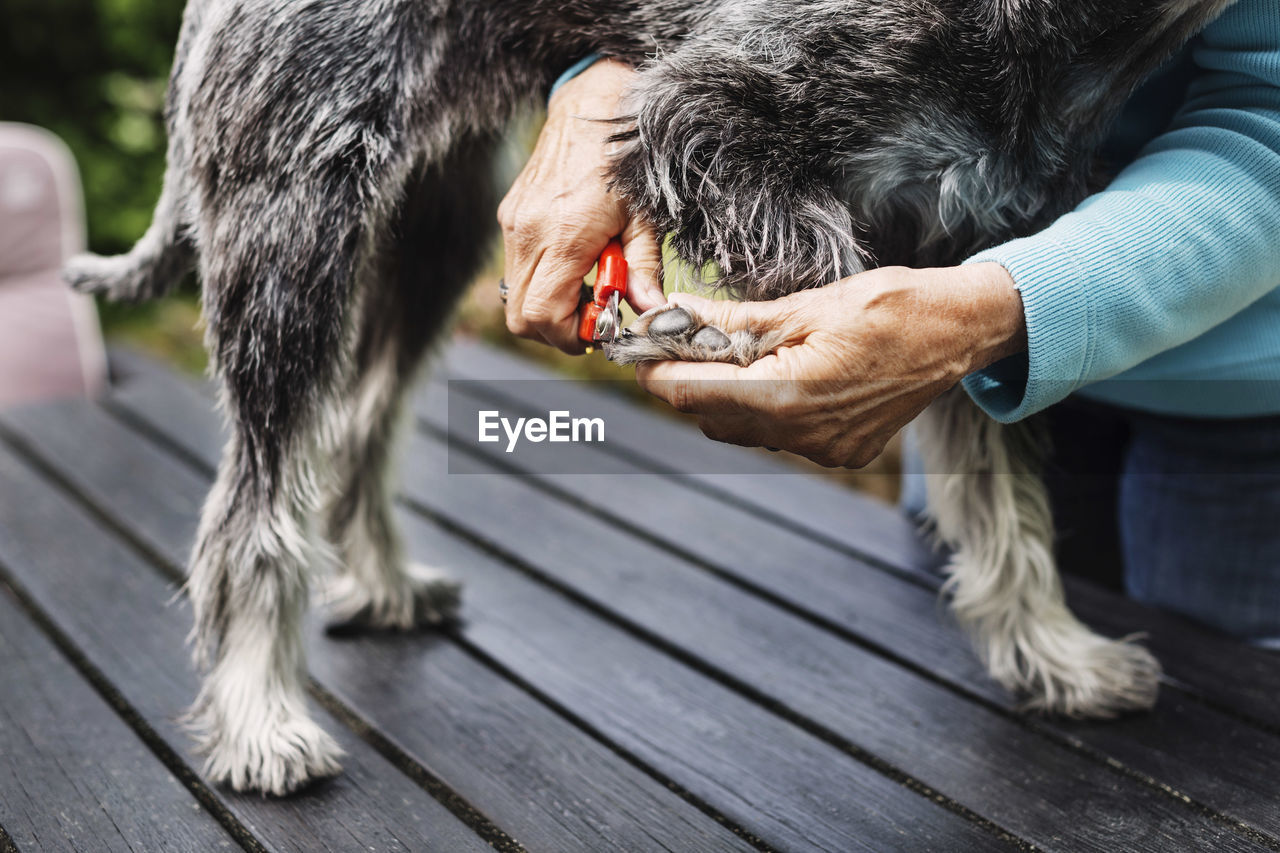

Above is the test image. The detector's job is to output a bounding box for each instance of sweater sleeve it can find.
[961,0,1280,423]
[549,54,602,100]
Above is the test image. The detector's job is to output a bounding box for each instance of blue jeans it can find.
[902,397,1280,644]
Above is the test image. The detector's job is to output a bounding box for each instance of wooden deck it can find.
[1,338,1278,852]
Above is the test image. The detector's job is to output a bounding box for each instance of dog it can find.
[66,0,1230,794]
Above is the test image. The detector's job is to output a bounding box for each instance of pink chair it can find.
[0,123,107,406]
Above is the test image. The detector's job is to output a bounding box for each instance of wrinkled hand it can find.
[635,264,1027,468]
[498,59,665,353]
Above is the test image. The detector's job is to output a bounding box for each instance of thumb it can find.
[621,222,665,313]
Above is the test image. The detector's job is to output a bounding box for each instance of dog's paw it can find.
[323,562,461,634]
[1018,635,1162,719]
[605,304,781,366]
[194,708,344,796]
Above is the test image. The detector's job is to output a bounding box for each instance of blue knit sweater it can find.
[965,0,1280,422]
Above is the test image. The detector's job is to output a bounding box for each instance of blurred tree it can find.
[1,0,204,369]
[2,0,184,254]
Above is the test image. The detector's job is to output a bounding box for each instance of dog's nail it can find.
[692,325,731,350]
[634,305,670,323]
[647,307,695,337]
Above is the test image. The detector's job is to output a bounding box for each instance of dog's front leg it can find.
[915,388,1161,717]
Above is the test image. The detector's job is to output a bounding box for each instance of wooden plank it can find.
[0,441,494,853]
[427,375,998,698]
[100,362,1013,851]
[111,346,1280,849]
[428,375,1280,843]
[391,521,1019,852]
[438,339,1280,727]
[422,409,1279,849]
[0,584,236,853]
[105,355,1280,853]
[1059,579,1280,725]
[0,401,757,853]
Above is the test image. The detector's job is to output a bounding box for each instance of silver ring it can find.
[498,278,508,304]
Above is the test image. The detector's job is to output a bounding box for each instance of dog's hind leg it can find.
[322,137,502,632]
[915,388,1161,718]
[184,165,410,793]
[171,0,482,792]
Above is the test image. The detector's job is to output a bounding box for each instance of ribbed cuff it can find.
[549,54,603,102]
[962,237,1092,423]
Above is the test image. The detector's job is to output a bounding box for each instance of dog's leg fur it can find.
[915,388,1160,716]
[184,178,386,793]
[176,0,447,793]
[322,138,501,632]
[186,416,345,795]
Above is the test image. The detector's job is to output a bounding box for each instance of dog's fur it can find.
[68,0,1230,794]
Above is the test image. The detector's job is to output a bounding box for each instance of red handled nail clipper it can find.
[577,238,628,345]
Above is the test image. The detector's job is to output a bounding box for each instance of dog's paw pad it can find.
[691,325,731,350]
[647,306,697,337]
[606,304,752,366]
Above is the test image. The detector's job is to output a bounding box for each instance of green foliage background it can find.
[4,0,184,255]
[2,0,208,371]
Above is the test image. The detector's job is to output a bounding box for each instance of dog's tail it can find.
[65,173,194,302]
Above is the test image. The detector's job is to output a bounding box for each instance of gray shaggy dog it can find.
[68,0,1230,794]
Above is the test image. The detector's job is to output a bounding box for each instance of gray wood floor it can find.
[0,339,1277,852]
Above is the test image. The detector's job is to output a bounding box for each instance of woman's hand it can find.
[498,59,665,353]
[635,263,1027,468]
